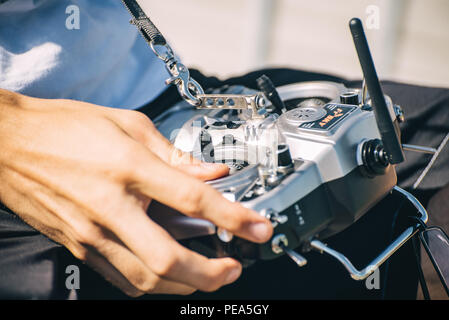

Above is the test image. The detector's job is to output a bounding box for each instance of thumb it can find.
[108,110,229,180]
[162,141,229,181]
[173,161,229,181]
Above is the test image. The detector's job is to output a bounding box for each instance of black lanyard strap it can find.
[121,0,166,46]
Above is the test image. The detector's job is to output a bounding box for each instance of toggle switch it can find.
[271,234,307,267]
[262,209,288,228]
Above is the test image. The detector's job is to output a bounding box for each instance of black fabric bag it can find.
[1,68,448,299]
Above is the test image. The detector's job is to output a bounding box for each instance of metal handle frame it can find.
[309,186,428,280]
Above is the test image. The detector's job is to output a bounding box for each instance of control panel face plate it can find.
[284,106,327,124]
[295,103,357,131]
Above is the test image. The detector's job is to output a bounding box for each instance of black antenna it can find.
[349,18,404,164]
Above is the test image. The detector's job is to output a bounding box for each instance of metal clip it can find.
[149,42,175,62]
[165,61,204,106]
[195,93,266,119]
[149,42,204,106]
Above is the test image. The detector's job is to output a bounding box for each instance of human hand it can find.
[0,90,273,297]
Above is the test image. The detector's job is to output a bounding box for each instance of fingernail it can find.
[225,267,241,284]
[248,222,272,242]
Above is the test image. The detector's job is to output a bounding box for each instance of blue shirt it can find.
[0,0,169,109]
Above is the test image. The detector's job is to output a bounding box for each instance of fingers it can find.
[155,142,229,180]
[22,175,197,297]
[101,109,272,292]
[106,109,175,162]
[129,147,273,243]
[153,140,229,181]
[107,109,229,181]
[162,146,229,181]
[106,206,243,292]
[81,249,145,298]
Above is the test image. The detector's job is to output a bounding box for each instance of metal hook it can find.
[149,42,174,62]
[165,62,204,106]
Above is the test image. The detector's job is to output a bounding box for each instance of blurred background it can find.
[141,0,448,88]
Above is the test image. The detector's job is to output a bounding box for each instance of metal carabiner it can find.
[150,42,204,106]
[165,61,204,106]
[149,42,174,62]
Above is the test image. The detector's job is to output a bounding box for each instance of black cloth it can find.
[0,68,448,299]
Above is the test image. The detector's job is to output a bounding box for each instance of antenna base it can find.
[361,139,390,177]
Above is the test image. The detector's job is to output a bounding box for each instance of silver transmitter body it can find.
[150,81,400,264]
[130,11,428,279]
